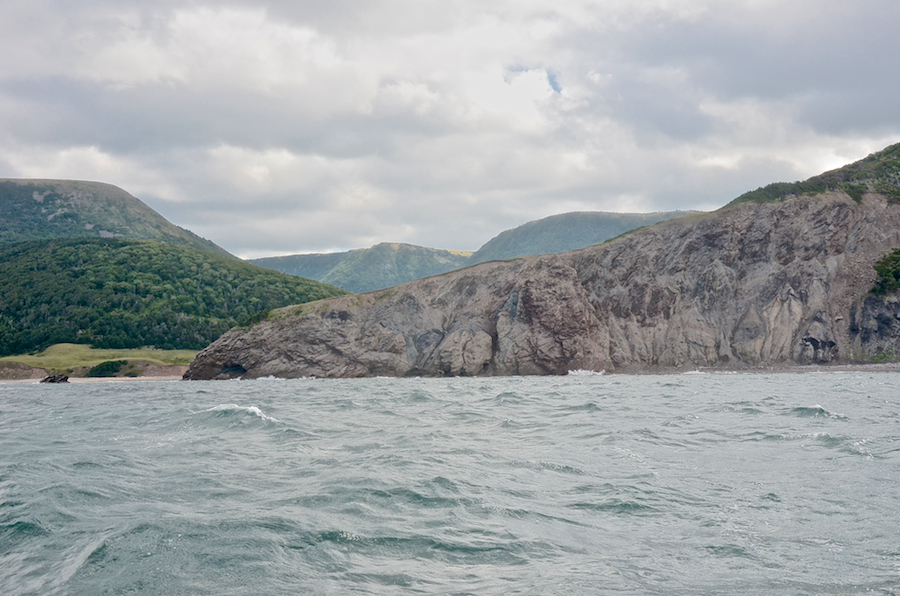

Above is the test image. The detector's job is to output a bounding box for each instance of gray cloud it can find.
[0,0,897,257]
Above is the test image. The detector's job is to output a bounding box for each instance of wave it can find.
[253,375,319,380]
[203,404,280,423]
[789,405,847,419]
[567,369,605,376]
[566,499,658,514]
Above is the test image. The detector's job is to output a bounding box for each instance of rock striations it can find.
[185,190,900,379]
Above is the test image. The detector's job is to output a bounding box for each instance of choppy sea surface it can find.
[2,372,899,595]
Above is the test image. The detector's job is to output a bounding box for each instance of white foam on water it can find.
[567,369,605,376]
[801,404,847,419]
[205,404,280,423]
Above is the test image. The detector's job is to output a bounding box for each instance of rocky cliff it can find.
[185,191,900,379]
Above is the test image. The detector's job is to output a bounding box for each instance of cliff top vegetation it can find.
[727,142,900,207]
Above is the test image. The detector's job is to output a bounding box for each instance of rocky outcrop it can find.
[185,193,900,379]
[185,257,608,379]
[40,374,69,383]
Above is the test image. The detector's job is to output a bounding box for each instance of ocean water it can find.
[1,373,899,596]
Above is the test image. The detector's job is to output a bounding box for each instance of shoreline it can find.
[0,362,189,384]
[4,362,900,384]
[0,375,185,384]
[69,375,185,383]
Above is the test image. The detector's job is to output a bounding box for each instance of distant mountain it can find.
[0,179,232,257]
[467,210,698,265]
[252,212,700,292]
[251,251,350,283]
[0,238,345,356]
[250,243,472,294]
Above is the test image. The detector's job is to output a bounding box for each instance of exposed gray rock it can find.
[185,193,900,379]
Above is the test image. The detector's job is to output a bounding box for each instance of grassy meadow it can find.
[0,343,198,375]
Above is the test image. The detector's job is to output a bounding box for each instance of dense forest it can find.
[0,238,345,355]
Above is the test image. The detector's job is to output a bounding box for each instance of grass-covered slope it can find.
[0,179,233,257]
[251,243,472,293]
[0,238,346,356]
[1,343,197,371]
[468,211,697,265]
[727,142,900,207]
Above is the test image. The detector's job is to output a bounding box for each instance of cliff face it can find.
[185,193,900,379]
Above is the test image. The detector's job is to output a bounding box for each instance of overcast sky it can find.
[1,0,898,257]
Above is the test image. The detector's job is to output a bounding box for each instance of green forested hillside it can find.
[249,251,355,285]
[0,179,233,257]
[467,210,697,264]
[253,213,699,291]
[251,243,472,293]
[0,238,345,356]
[726,142,900,207]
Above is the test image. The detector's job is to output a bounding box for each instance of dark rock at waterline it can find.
[40,374,69,383]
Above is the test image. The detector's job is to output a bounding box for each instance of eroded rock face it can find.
[850,294,900,359]
[185,258,609,379]
[185,194,900,379]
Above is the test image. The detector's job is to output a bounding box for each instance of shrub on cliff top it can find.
[873,248,900,295]
[727,142,900,207]
[85,360,127,377]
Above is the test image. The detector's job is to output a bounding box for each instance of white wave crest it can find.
[567,369,605,376]
[205,404,280,423]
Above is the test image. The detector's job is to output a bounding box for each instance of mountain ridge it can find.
[468,210,698,265]
[250,242,472,294]
[250,210,697,292]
